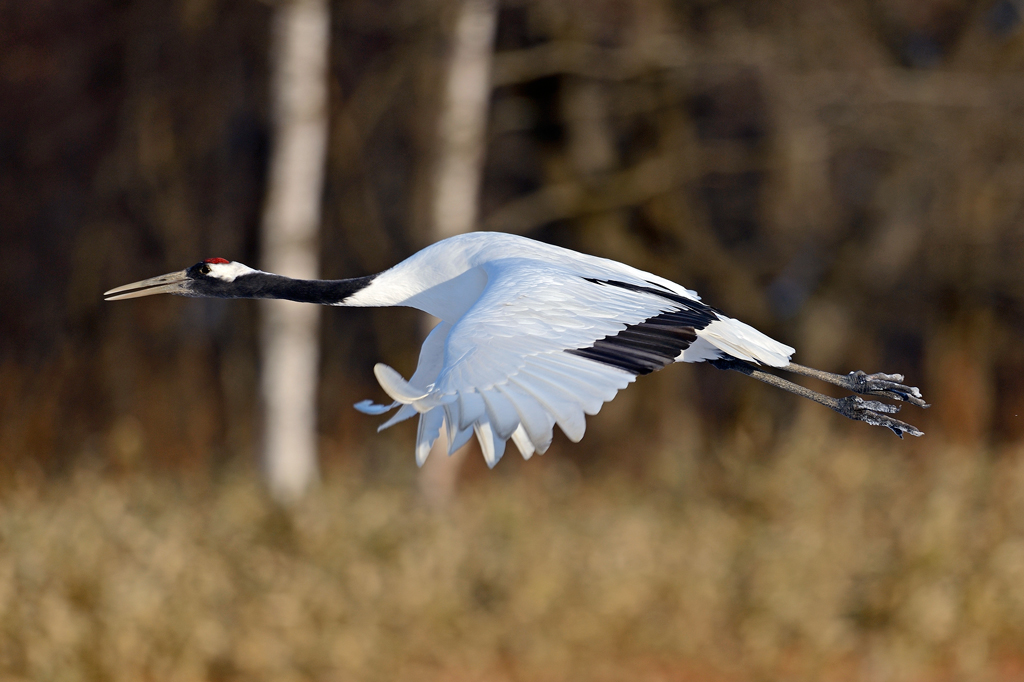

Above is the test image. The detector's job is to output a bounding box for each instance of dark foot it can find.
[846,371,929,408]
[835,395,924,438]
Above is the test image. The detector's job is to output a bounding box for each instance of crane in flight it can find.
[105,232,927,467]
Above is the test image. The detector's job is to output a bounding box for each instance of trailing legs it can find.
[782,363,928,407]
[710,358,928,438]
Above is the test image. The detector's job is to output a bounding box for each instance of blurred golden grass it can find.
[2,434,1024,682]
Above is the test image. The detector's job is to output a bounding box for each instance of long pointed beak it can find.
[104,270,191,301]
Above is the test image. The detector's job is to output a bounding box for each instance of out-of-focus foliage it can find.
[1,438,1024,681]
[2,0,1024,678]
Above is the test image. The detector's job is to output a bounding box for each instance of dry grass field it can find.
[2,429,1023,682]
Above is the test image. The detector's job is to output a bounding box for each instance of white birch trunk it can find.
[419,0,499,506]
[260,0,330,504]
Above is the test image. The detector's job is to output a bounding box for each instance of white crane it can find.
[105,232,928,467]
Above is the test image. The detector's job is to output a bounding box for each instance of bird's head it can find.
[104,258,260,300]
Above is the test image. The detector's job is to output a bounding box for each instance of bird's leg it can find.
[782,363,929,407]
[709,359,924,438]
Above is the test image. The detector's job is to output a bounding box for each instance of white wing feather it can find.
[358,256,793,466]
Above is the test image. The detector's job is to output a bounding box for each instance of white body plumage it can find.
[348,232,794,467]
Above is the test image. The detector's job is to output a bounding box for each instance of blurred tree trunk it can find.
[418,0,498,507]
[260,0,330,503]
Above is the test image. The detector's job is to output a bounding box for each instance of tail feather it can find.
[697,317,794,367]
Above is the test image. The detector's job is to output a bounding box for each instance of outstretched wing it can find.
[357,258,791,467]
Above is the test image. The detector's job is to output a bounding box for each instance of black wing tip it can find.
[566,285,720,376]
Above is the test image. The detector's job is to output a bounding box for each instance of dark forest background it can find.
[3,0,1024,680]
[3,0,1024,474]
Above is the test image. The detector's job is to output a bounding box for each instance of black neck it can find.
[198,272,377,305]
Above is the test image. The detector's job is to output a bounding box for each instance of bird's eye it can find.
[200,264,211,275]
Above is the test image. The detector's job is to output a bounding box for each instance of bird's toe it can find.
[836,395,924,438]
[848,371,929,407]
